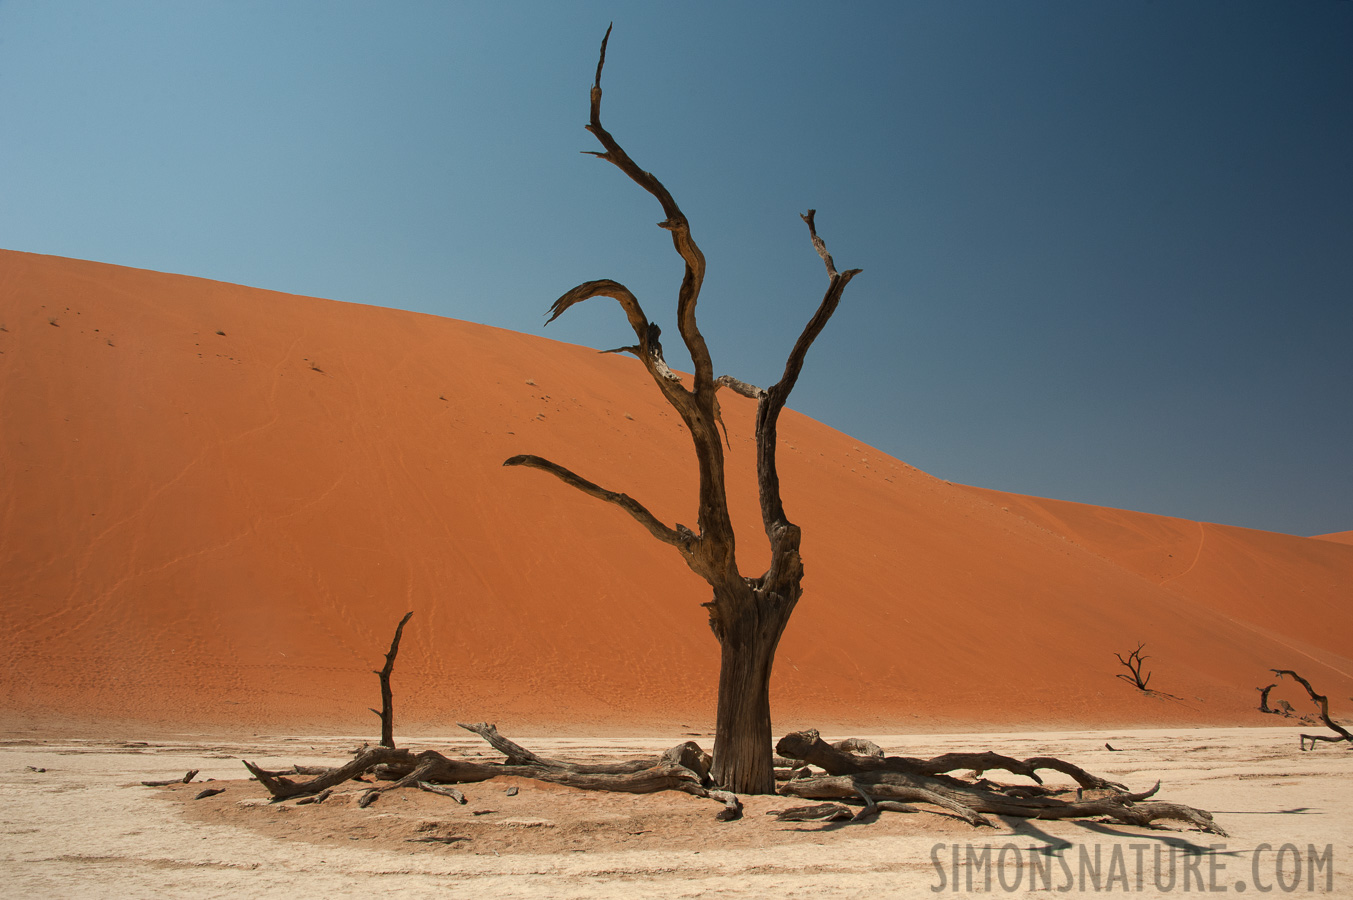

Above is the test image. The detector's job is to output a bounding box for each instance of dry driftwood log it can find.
[775,730,1226,835]
[1272,669,1353,750]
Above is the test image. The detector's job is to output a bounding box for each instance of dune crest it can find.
[2,249,1350,734]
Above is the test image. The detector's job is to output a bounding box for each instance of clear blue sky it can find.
[2,1,1349,536]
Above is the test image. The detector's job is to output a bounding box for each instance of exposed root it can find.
[776,730,1225,835]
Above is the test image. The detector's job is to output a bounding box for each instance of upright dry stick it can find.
[370,611,414,748]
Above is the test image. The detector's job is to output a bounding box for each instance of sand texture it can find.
[1,248,1351,735]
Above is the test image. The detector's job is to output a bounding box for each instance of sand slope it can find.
[2,249,1349,733]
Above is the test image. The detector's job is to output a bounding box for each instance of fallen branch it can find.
[776,730,1224,835]
[142,769,198,787]
[771,802,854,822]
[241,724,735,818]
[776,730,1126,791]
[417,781,466,803]
[1272,669,1353,750]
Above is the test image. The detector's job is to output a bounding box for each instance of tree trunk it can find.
[710,589,793,794]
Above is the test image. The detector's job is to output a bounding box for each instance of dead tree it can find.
[503,26,859,794]
[1114,641,1152,692]
[370,611,413,748]
[1272,669,1353,750]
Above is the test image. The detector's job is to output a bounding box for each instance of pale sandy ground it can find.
[3,727,1350,898]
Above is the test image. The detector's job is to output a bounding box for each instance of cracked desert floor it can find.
[3,726,1350,898]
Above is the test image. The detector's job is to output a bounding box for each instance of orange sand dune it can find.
[1315,531,1353,546]
[2,249,1350,735]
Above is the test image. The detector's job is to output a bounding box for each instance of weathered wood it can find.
[294,788,332,805]
[503,27,859,795]
[242,746,413,800]
[407,835,465,845]
[783,772,1225,835]
[774,729,1224,833]
[458,721,544,765]
[417,781,466,803]
[142,769,198,787]
[246,746,704,801]
[458,721,684,775]
[1272,669,1353,749]
[193,788,226,800]
[770,802,854,822]
[370,611,413,749]
[833,738,884,757]
[776,730,1126,791]
[659,741,713,784]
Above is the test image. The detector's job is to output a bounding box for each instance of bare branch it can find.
[584,25,713,389]
[504,454,693,550]
[801,209,838,277]
[714,375,765,399]
[757,213,861,532]
[548,278,651,342]
[1272,669,1353,748]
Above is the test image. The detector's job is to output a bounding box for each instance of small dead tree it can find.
[504,26,859,794]
[370,611,413,749]
[1272,669,1353,750]
[1115,642,1152,692]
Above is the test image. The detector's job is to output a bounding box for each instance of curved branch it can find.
[548,278,651,345]
[1272,669,1353,747]
[757,213,861,532]
[504,454,693,551]
[550,279,686,391]
[584,24,713,389]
